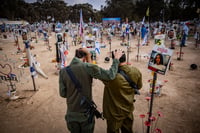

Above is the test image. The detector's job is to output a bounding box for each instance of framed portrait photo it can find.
[148,45,173,75]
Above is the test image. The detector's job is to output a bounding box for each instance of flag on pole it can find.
[146,7,149,16]
[24,41,36,77]
[25,41,48,79]
[142,16,145,25]
[79,9,84,37]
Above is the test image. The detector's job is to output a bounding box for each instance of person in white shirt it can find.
[181,23,189,47]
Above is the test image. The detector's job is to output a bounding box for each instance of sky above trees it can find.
[25,0,106,10]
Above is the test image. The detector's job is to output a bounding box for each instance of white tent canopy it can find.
[0,20,29,25]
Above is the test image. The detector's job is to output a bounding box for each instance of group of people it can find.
[57,20,193,133]
[59,48,143,133]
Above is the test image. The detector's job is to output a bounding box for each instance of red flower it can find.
[150,116,156,121]
[145,96,151,101]
[155,128,162,133]
[156,87,159,89]
[64,50,68,55]
[157,111,163,117]
[164,80,168,83]
[144,121,151,126]
[139,114,145,118]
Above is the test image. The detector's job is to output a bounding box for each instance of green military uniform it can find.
[103,64,142,133]
[59,57,119,133]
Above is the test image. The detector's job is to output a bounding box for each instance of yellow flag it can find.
[146,7,149,16]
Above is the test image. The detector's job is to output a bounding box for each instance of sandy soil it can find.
[0,31,200,133]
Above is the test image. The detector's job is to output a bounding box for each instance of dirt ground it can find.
[0,31,200,133]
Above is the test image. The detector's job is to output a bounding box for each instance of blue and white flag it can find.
[142,16,145,25]
[79,9,84,37]
[95,41,100,54]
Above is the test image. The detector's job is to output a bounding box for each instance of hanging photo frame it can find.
[22,31,28,41]
[56,33,63,43]
[148,45,173,75]
[167,29,176,40]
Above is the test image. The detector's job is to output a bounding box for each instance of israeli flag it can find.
[95,41,100,54]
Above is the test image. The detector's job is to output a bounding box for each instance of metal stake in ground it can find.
[15,36,21,53]
[127,33,130,64]
[177,44,183,60]
[25,41,37,91]
[30,66,37,91]
[108,36,112,57]
[147,72,157,133]
[137,34,140,62]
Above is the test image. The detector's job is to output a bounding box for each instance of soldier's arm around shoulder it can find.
[84,50,122,81]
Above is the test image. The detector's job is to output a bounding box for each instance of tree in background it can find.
[0,0,199,23]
